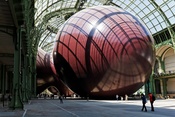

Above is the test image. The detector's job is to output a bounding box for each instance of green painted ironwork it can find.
[9,27,23,110]
[22,56,29,102]
[22,0,37,99]
[0,64,6,107]
[0,65,2,93]
[162,78,168,98]
[149,0,175,48]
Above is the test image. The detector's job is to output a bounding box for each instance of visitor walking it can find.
[148,93,155,111]
[59,96,63,104]
[141,93,147,112]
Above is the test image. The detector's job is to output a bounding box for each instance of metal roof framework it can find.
[34,0,175,53]
[0,0,34,67]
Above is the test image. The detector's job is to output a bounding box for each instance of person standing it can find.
[148,93,155,111]
[116,94,119,100]
[125,94,128,101]
[59,95,63,104]
[141,93,147,112]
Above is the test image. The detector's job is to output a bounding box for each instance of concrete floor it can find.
[1,98,175,117]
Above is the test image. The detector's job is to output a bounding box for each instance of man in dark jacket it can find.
[141,93,147,112]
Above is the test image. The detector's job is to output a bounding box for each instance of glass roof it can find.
[34,0,175,53]
[115,0,175,33]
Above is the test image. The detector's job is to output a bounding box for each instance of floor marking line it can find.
[22,109,27,117]
[47,100,80,117]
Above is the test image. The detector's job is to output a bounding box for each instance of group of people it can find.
[116,94,128,100]
[141,93,155,112]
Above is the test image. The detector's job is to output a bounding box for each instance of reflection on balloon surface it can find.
[53,6,155,99]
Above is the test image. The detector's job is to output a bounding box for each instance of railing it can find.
[153,71,175,78]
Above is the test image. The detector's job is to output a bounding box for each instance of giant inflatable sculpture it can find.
[36,48,73,96]
[37,6,155,99]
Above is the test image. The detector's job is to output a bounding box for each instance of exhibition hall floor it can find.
[0,98,175,117]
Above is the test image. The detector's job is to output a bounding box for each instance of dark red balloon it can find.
[36,48,73,96]
[53,6,155,98]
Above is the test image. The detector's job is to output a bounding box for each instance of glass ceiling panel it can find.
[169,17,175,24]
[113,0,175,34]
[161,0,175,25]
[34,0,175,52]
[48,17,64,28]
[137,11,144,18]
[35,0,77,26]
[156,0,164,6]
[35,0,78,52]
[39,30,55,50]
[84,0,103,7]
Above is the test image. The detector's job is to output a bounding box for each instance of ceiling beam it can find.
[0,53,14,58]
[8,0,18,27]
